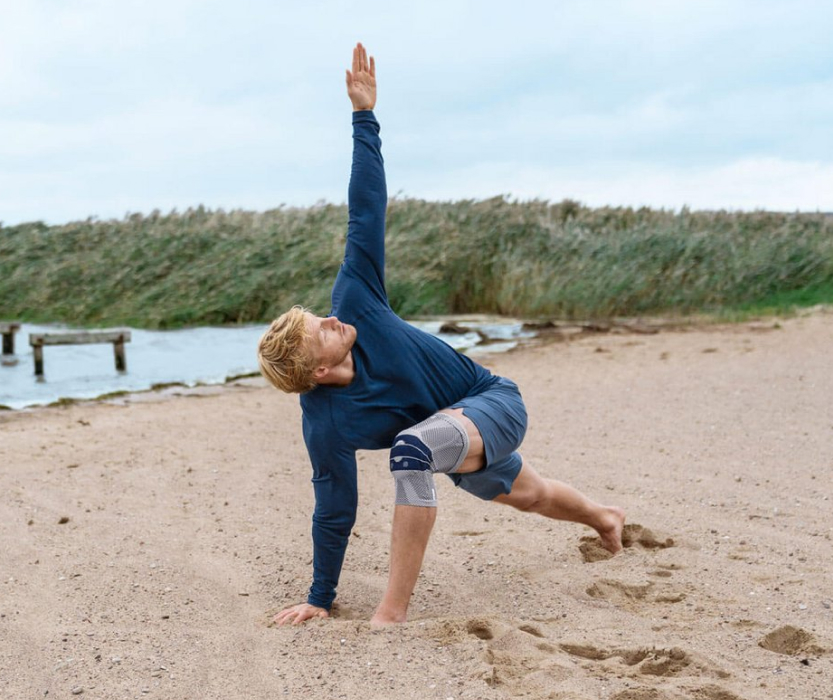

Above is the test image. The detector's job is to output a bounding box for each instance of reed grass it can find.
[1,199,831,328]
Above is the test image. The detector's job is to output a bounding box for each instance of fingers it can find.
[345,69,352,89]
[352,42,372,75]
[273,604,303,626]
[293,609,323,626]
[291,608,310,626]
[275,611,297,626]
[273,604,327,627]
[273,609,292,626]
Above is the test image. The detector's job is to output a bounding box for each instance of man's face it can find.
[304,312,357,371]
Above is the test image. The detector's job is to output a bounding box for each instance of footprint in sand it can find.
[450,618,737,698]
[611,690,668,700]
[585,579,686,608]
[580,523,675,563]
[517,623,546,638]
[559,642,729,679]
[463,619,546,643]
[466,619,495,640]
[447,619,574,694]
[690,686,747,700]
[611,685,746,700]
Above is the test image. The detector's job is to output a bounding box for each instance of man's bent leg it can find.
[373,410,487,625]
[371,505,436,626]
[438,408,485,473]
[494,461,625,554]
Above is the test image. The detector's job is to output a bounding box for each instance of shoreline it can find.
[4,306,829,412]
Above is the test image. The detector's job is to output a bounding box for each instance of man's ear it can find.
[313,365,329,381]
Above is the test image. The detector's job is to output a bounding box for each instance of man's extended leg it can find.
[493,461,625,554]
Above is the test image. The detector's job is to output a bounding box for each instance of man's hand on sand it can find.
[346,42,376,111]
[273,602,329,626]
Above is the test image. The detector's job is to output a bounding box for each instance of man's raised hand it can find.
[345,42,376,112]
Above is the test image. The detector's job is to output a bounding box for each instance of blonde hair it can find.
[257,306,318,393]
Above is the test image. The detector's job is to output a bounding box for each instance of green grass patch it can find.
[1,200,831,327]
[732,282,833,314]
[710,283,833,323]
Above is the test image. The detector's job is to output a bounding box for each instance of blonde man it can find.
[260,43,625,627]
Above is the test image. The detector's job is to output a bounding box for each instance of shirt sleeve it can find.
[331,110,388,312]
[303,415,359,610]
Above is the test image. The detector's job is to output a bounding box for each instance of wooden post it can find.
[33,344,44,376]
[1,322,20,355]
[114,338,127,372]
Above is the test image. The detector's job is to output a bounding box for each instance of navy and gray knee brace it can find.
[389,413,470,507]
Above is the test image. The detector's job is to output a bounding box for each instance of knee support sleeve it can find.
[390,413,470,507]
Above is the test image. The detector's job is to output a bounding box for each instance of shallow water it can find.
[0,318,534,409]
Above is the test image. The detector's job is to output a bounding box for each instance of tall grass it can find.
[1,199,831,328]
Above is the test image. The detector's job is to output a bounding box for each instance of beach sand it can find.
[1,310,831,700]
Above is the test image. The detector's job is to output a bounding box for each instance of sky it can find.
[2,0,832,225]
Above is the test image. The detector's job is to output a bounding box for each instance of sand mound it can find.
[758,625,826,656]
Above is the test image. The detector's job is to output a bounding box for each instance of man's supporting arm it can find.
[308,453,359,609]
[305,416,359,610]
[273,428,358,626]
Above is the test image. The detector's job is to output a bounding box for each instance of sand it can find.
[1,310,831,700]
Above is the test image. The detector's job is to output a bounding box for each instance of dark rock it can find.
[521,320,557,331]
[439,322,473,334]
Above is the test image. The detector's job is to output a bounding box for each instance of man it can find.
[258,43,625,627]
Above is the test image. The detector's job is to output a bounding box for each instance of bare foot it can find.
[369,608,406,628]
[596,506,626,554]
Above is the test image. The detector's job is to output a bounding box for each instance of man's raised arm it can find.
[339,43,388,304]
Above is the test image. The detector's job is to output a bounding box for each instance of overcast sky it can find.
[2,0,832,225]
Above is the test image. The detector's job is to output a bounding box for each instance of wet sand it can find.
[1,310,831,699]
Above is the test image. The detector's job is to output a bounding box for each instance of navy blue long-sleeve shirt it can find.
[299,111,495,609]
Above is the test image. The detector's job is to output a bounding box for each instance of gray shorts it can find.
[446,376,527,500]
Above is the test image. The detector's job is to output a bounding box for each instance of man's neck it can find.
[319,351,355,387]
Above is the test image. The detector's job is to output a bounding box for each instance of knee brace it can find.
[390,413,470,507]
